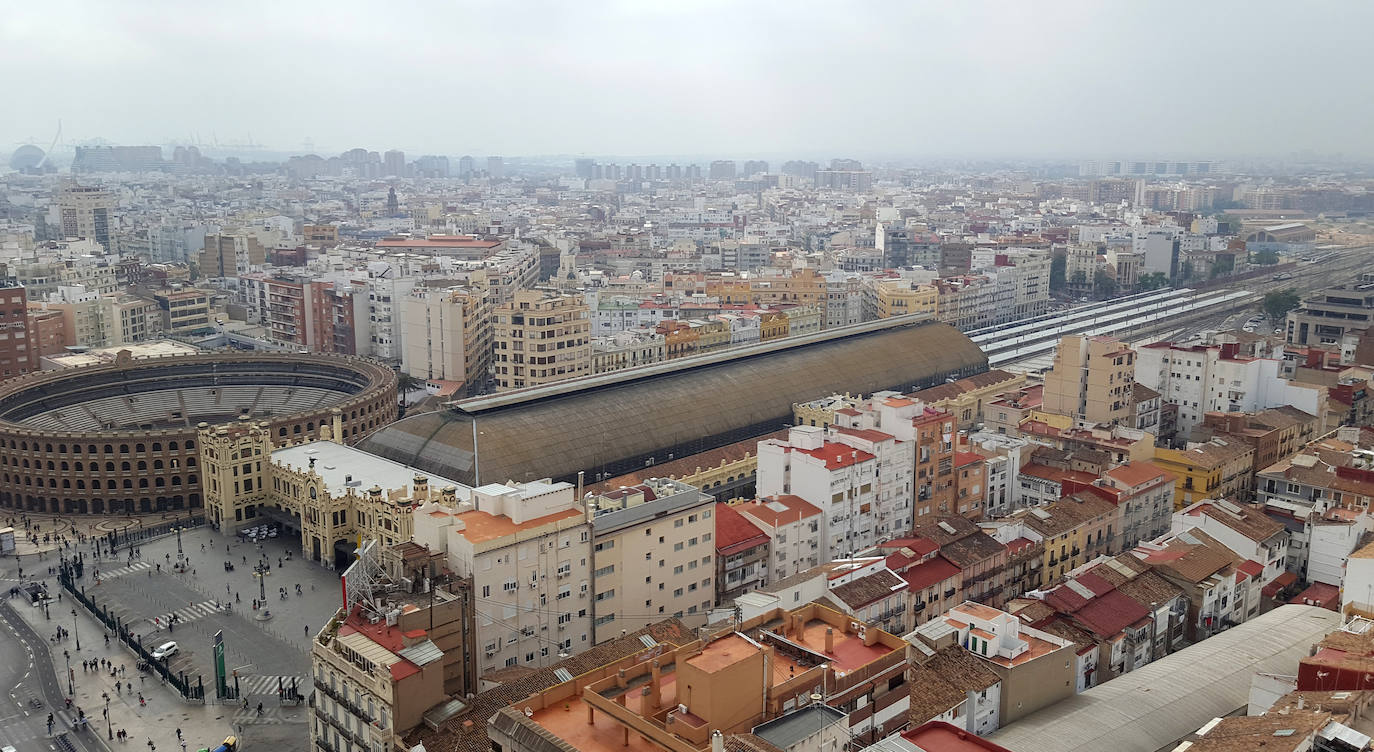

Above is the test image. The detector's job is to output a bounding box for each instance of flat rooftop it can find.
[531,672,679,752]
[273,440,471,499]
[792,619,896,673]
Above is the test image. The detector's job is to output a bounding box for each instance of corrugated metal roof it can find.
[398,639,444,666]
[361,320,986,487]
[986,605,1342,752]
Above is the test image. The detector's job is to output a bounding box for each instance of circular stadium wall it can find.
[0,352,398,515]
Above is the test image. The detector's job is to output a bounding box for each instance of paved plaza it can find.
[2,515,350,750]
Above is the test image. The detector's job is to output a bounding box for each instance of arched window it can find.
[136,443,145,453]
[153,460,163,470]
[136,461,147,471]
[105,462,115,472]
[152,443,161,452]
[119,444,129,454]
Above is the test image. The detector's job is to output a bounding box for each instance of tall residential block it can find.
[584,478,717,642]
[52,181,118,252]
[492,289,590,391]
[1042,335,1136,427]
[400,285,492,392]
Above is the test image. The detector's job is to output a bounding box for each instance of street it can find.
[0,598,103,752]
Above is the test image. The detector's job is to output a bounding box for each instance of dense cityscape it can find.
[6,4,1374,752]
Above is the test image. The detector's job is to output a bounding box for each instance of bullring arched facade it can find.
[0,352,397,515]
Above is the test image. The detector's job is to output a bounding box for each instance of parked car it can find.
[152,641,179,660]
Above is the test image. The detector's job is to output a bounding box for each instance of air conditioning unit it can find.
[484,651,495,658]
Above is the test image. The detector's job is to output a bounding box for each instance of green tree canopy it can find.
[1263,288,1301,322]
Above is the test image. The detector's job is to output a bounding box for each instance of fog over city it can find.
[6,0,1373,159]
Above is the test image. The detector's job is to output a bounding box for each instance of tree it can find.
[1138,271,1169,291]
[1093,269,1117,299]
[1070,270,1087,287]
[1180,261,1195,281]
[396,372,424,395]
[1263,288,1301,323]
[1209,256,1235,278]
[1050,255,1067,292]
[1252,249,1280,265]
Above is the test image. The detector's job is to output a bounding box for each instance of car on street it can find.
[152,641,179,660]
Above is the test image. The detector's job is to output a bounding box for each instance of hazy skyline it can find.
[6,0,1373,159]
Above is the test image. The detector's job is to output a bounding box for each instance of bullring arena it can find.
[0,352,397,516]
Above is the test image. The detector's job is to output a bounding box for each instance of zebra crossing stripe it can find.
[236,674,305,696]
[98,561,150,580]
[148,600,224,628]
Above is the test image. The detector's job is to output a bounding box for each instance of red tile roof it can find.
[832,426,897,443]
[1290,582,1340,609]
[795,443,875,470]
[954,451,984,469]
[1072,590,1151,638]
[903,555,962,592]
[715,502,769,554]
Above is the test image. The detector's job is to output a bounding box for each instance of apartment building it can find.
[1135,340,1326,435]
[53,181,118,252]
[1042,335,1136,426]
[590,328,665,374]
[871,278,939,319]
[411,480,593,677]
[756,426,886,560]
[734,495,823,582]
[310,599,447,752]
[492,289,590,390]
[152,287,211,334]
[908,601,1076,725]
[830,393,957,526]
[199,232,266,280]
[399,284,492,390]
[1198,406,1321,477]
[0,282,35,378]
[1134,529,1260,642]
[486,602,909,752]
[584,478,716,642]
[1153,438,1255,507]
[712,501,770,604]
[1017,492,1119,584]
[1256,427,1374,581]
[1172,498,1289,583]
[907,369,1026,433]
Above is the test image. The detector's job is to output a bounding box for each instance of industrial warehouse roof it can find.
[361,317,986,487]
[986,605,1342,752]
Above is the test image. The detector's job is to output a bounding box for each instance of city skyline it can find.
[6,0,1374,158]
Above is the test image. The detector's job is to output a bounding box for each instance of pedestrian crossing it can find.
[231,703,305,725]
[148,599,224,629]
[97,561,150,580]
[235,673,307,697]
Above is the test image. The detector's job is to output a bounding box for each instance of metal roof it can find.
[986,605,1342,752]
[360,319,986,487]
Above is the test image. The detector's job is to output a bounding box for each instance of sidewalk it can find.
[6,579,237,751]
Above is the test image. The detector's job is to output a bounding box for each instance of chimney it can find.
[711,731,724,752]
[647,660,662,710]
[824,626,835,654]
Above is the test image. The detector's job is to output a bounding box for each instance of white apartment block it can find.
[412,480,592,677]
[757,425,884,560]
[1135,341,1326,435]
[734,495,824,581]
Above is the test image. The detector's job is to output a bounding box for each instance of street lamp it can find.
[104,692,112,740]
[71,608,80,651]
[65,650,72,695]
[253,560,269,603]
[175,525,183,558]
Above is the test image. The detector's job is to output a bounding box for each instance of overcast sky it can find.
[5,0,1372,160]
